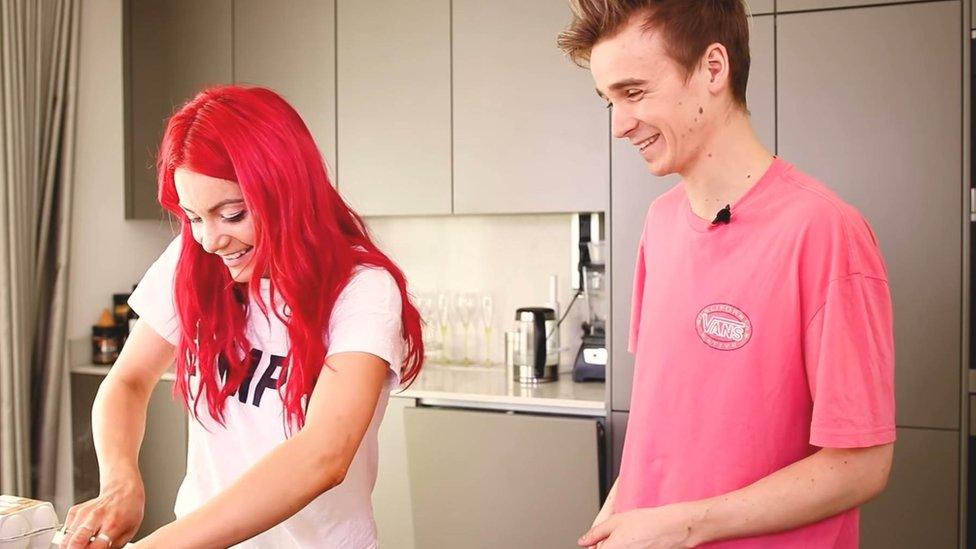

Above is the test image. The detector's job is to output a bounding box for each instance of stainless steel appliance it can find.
[512,307,559,383]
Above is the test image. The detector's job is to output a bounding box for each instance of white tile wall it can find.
[366,214,589,370]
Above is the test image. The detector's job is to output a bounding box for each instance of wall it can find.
[57,0,176,514]
[68,0,176,342]
[366,214,589,369]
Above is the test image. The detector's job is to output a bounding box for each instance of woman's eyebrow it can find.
[178,198,245,215]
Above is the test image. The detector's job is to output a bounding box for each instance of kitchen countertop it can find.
[70,362,608,418]
[395,363,607,417]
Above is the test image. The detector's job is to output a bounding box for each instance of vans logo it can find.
[695,303,752,351]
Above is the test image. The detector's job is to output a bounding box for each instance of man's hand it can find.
[578,503,705,549]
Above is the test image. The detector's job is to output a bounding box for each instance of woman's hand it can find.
[62,473,145,548]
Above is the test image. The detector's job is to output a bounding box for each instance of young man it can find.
[558,1,895,547]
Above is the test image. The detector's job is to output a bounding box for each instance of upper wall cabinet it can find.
[746,0,774,15]
[609,15,776,411]
[125,0,232,220]
[336,0,451,215]
[777,0,918,12]
[233,0,336,175]
[778,1,961,429]
[451,0,610,214]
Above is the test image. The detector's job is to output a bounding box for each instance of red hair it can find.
[156,85,424,430]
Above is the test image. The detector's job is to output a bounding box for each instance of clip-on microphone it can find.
[711,204,732,225]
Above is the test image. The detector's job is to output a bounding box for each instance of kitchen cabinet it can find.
[778,1,961,429]
[777,0,920,12]
[124,0,233,220]
[135,380,187,538]
[71,373,103,505]
[336,0,451,215]
[860,427,959,548]
[71,373,187,540]
[609,15,776,411]
[233,0,336,173]
[373,397,417,549]
[747,0,775,15]
[451,0,610,214]
[610,411,628,482]
[404,407,602,548]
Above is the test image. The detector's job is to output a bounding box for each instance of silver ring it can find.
[96,532,114,547]
[78,525,95,532]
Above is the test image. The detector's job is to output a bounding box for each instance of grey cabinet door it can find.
[778,1,961,429]
[125,0,233,220]
[610,411,628,482]
[71,375,187,540]
[70,373,103,504]
[233,0,336,175]
[374,397,416,549]
[777,0,918,12]
[609,15,776,411]
[135,381,187,539]
[336,0,451,215]
[860,428,959,548]
[404,407,601,549]
[747,0,775,15]
[452,0,610,214]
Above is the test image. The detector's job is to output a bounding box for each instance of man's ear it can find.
[704,42,730,91]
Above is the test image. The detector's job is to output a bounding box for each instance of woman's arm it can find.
[136,351,390,548]
[64,319,176,548]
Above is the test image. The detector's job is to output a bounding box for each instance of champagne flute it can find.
[454,293,477,365]
[437,292,452,364]
[480,294,494,365]
[417,294,436,362]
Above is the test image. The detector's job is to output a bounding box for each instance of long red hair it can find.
[156,85,424,429]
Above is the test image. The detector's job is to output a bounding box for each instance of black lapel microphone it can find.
[711,204,732,225]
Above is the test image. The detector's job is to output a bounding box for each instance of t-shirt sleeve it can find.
[326,266,405,387]
[128,235,183,346]
[804,273,896,448]
[628,220,648,354]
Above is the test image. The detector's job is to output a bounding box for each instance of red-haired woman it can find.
[62,86,424,548]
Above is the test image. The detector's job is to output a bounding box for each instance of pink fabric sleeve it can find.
[803,274,896,448]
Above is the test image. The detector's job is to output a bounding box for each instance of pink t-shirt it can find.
[616,157,895,548]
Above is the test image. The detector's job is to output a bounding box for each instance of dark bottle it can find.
[92,309,122,365]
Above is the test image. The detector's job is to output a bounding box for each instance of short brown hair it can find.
[557,0,751,108]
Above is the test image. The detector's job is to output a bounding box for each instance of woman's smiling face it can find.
[175,168,257,283]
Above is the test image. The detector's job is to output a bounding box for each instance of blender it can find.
[573,242,607,382]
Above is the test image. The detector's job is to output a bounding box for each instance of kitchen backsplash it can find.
[366,214,589,370]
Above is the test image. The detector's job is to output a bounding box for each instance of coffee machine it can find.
[573,215,607,382]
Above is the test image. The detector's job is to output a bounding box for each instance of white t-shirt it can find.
[128,236,404,549]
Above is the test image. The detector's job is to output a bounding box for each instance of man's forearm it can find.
[688,445,893,546]
[593,478,619,524]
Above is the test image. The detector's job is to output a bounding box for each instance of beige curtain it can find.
[0,0,80,498]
